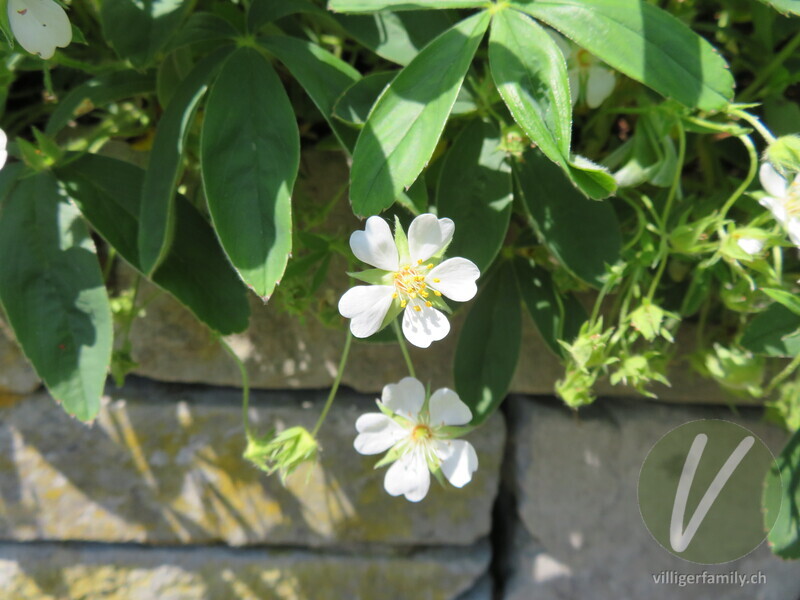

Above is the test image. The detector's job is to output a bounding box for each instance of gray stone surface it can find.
[504,397,800,600]
[0,379,504,547]
[0,322,39,396]
[0,540,490,600]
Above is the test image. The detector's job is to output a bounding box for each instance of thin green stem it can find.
[740,30,800,102]
[219,336,252,440]
[732,109,776,145]
[42,62,55,99]
[719,134,758,219]
[311,329,353,437]
[647,121,686,302]
[393,319,416,379]
[767,352,800,394]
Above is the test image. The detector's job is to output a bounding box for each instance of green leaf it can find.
[164,12,240,52]
[756,0,800,16]
[515,151,622,287]
[45,71,156,136]
[513,256,586,356]
[436,119,512,272]
[454,263,521,425]
[762,288,800,316]
[156,48,193,109]
[333,71,396,126]
[0,0,13,48]
[489,9,570,164]
[138,46,233,276]
[56,153,250,335]
[512,0,734,111]
[741,304,800,358]
[259,35,360,152]
[249,0,328,31]
[567,158,617,199]
[334,10,453,66]
[350,11,490,216]
[100,0,189,67]
[201,47,299,301]
[0,172,111,421]
[328,0,486,13]
[765,429,800,559]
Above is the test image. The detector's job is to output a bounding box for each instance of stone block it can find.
[0,379,504,547]
[0,540,489,600]
[504,397,800,599]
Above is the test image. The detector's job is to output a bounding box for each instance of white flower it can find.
[550,31,616,109]
[338,213,479,348]
[736,237,765,256]
[759,162,800,247]
[354,377,478,502]
[0,129,6,170]
[8,0,72,60]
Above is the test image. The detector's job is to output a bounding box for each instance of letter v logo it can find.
[638,420,780,563]
[669,433,755,553]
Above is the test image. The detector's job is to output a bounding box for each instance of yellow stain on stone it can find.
[0,391,24,408]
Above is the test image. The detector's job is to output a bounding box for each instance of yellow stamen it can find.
[434,290,442,296]
[409,292,417,299]
[427,264,434,269]
[392,293,398,299]
[417,259,423,264]
[413,305,422,312]
[425,301,432,307]
[400,300,407,308]
[433,278,440,283]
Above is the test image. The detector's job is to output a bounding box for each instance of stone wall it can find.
[2,380,800,598]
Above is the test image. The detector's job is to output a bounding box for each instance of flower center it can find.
[410,424,434,442]
[392,260,441,311]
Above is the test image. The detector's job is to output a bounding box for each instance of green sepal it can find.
[394,215,410,262]
[347,269,393,285]
[373,442,408,469]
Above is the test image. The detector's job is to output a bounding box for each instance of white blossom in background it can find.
[338,213,479,348]
[8,0,72,60]
[0,129,7,170]
[759,162,800,248]
[354,377,478,502]
[736,237,765,256]
[549,31,616,109]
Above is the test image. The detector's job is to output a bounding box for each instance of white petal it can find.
[349,216,399,271]
[0,128,6,171]
[427,257,480,302]
[354,413,407,455]
[8,0,71,60]
[788,219,800,248]
[736,237,764,256]
[337,285,394,338]
[402,303,450,349]
[428,388,472,427]
[568,69,580,106]
[381,376,425,420]
[436,440,478,489]
[383,447,430,502]
[585,65,615,109]
[760,162,788,199]
[407,213,454,263]
[760,196,789,225]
